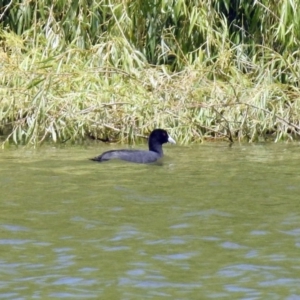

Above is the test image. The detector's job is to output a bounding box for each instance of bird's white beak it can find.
[168,136,176,144]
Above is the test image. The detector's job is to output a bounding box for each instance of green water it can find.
[1,142,300,299]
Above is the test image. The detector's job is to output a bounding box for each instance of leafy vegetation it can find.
[1,0,300,146]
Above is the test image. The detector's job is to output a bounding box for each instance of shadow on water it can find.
[1,142,300,298]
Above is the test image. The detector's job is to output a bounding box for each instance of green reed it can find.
[1,0,300,146]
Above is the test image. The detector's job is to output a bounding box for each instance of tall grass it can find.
[1,0,300,146]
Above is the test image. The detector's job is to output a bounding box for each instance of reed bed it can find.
[1,0,300,146]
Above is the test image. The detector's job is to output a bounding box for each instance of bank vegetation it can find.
[1,0,300,146]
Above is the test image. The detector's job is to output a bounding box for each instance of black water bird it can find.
[90,129,176,164]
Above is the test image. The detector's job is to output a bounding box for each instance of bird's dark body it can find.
[90,129,175,164]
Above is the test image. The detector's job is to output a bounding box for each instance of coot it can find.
[90,129,175,163]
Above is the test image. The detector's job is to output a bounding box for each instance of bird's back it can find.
[91,149,161,163]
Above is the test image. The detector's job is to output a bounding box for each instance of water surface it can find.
[1,142,300,299]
